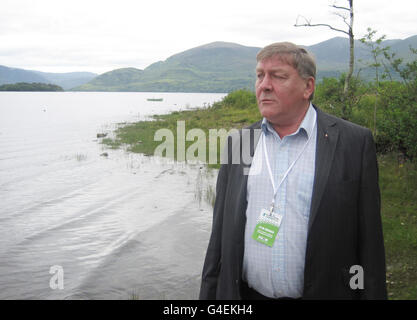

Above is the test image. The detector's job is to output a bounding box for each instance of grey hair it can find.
[256,42,316,99]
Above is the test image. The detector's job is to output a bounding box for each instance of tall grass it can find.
[378,154,417,299]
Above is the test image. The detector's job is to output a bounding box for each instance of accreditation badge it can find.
[252,208,283,247]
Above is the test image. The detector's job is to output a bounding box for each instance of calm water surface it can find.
[0,92,224,299]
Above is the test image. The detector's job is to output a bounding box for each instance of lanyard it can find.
[262,122,316,213]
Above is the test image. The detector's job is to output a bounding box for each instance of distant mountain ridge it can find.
[75,42,260,92]
[75,67,144,91]
[32,70,98,90]
[305,35,417,78]
[2,35,416,92]
[0,65,97,90]
[74,35,417,93]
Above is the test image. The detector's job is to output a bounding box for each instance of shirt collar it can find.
[261,102,317,139]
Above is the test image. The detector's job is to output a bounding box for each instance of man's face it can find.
[255,55,314,127]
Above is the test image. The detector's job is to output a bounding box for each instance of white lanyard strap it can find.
[262,122,316,211]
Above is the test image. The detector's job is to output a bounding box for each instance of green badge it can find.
[252,209,282,247]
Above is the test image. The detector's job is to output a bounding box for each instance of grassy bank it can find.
[378,154,417,299]
[102,89,417,299]
[103,90,260,167]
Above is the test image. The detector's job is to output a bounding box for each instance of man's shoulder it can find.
[315,106,372,137]
[221,120,262,165]
[244,120,263,130]
[225,120,262,140]
[239,109,371,136]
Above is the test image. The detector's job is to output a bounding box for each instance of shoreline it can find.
[100,89,417,300]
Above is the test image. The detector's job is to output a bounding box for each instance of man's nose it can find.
[259,74,272,91]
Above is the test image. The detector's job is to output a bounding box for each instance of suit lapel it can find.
[234,121,262,233]
[308,108,339,232]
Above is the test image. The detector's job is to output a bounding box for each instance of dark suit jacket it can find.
[199,106,387,300]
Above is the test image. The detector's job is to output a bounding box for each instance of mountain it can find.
[74,42,260,92]
[386,35,417,58]
[32,71,98,90]
[73,68,144,91]
[4,36,414,93]
[0,65,47,85]
[306,35,417,78]
[0,65,97,90]
[74,36,417,93]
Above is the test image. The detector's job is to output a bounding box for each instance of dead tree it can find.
[295,0,354,119]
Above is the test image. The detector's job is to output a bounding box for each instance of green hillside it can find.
[72,67,144,91]
[74,42,259,93]
[73,36,417,93]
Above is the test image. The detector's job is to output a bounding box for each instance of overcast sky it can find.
[1,0,416,74]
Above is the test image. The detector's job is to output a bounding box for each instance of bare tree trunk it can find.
[342,0,354,118]
[344,0,354,97]
[295,0,355,119]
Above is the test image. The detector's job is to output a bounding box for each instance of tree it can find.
[385,46,417,94]
[295,0,354,119]
[0,82,64,91]
[359,28,391,136]
[378,48,417,160]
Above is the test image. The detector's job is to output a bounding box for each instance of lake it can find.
[0,92,225,299]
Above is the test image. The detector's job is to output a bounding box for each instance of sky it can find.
[1,0,416,75]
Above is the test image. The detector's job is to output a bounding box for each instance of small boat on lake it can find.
[147,98,163,102]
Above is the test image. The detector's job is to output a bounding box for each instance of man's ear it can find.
[304,77,315,100]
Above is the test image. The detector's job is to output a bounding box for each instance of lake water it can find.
[0,92,225,299]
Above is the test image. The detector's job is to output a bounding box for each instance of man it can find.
[199,42,387,300]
